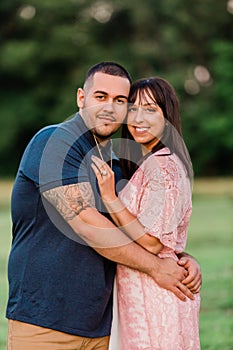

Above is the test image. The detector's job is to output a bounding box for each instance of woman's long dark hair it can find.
[120,77,193,180]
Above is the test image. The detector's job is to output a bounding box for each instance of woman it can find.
[92,77,200,349]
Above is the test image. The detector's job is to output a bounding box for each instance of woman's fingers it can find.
[91,157,108,177]
[91,155,114,178]
[91,156,116,201]
[92,155,108,169]
[91,163,101,178]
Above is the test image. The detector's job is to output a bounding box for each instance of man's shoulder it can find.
[30,114,85,148]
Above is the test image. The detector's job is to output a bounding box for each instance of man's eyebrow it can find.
[93,91,128,100]
[93,90,108,95]
[116,95,128,100]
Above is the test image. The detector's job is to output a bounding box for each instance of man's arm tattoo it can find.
[42,183,95,221]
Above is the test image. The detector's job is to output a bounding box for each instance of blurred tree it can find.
[0,0,232,176]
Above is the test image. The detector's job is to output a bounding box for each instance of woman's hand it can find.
[91,156,117,202]
[177,254,202,293]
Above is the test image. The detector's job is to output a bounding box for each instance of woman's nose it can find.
[134,108,144,123]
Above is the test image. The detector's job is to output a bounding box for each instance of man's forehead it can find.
[89,72,130,94]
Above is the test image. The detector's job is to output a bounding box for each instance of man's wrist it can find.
[145,254,161,281]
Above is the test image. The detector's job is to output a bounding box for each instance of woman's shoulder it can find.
[142,147,172,168]
[141,148,188,181]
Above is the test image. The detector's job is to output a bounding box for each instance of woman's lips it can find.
[133,126,149,133]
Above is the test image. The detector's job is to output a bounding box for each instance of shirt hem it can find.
[6,315,110,338]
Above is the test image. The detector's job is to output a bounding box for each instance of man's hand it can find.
[178,255,202,293]
[152,257,195,302]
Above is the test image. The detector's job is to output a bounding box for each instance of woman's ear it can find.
[77,88,85,109]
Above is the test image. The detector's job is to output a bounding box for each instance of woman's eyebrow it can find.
[144,102,158,105]
[133,102,157,106]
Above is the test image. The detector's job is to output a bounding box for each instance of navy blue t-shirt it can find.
[6,114,123,337]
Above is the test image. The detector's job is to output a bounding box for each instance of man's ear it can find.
[77,88,85,109]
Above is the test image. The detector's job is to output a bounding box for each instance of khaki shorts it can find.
[7,320,110,350]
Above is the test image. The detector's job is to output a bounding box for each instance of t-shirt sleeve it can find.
[20,125,89,193]
[135,155,191,250]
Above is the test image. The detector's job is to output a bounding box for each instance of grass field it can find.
[0,179,233,349]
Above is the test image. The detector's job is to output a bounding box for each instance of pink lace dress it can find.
[116,148,200,350]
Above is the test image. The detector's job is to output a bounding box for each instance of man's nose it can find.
[103,100,114,112]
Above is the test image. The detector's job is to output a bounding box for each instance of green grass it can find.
[0,180,233,349]
[0,209,11,350]
[187,194,233,349]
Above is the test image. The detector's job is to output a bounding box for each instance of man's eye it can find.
[96,95,105,100]
[116,98,126,105]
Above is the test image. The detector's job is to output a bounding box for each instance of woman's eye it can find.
[146,108,156,113]
[128,107,137,112]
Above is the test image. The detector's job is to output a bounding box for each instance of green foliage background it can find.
[0,0,232,176]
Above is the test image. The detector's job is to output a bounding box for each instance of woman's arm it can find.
[101,196,163,255]
[91,156,202,294]
[91,156,163,255]
[42,181,194,301]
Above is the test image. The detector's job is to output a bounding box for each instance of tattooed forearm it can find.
[42,182,95,221]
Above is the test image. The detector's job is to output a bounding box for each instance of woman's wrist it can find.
[102,197,125,214]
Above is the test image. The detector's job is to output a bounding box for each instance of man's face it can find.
[77,72,130,140]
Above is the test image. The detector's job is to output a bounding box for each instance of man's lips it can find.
[97,115,116,123]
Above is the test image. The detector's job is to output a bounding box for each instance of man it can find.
[6,62,201,350]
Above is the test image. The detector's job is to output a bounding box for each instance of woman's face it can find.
[127,91,165,153]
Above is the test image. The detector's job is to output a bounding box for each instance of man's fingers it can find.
[172,288,187,302]
[170,282,196,302]
[182,273,194,285]
[182,273,198,286]
[176,282,195,301]
[189,285,201,294]
[182,271,202,294]
[185,278,202,293]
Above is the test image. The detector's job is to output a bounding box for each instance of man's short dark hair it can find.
[84,61,132,87]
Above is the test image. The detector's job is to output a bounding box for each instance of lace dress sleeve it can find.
[135,153,192,251]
